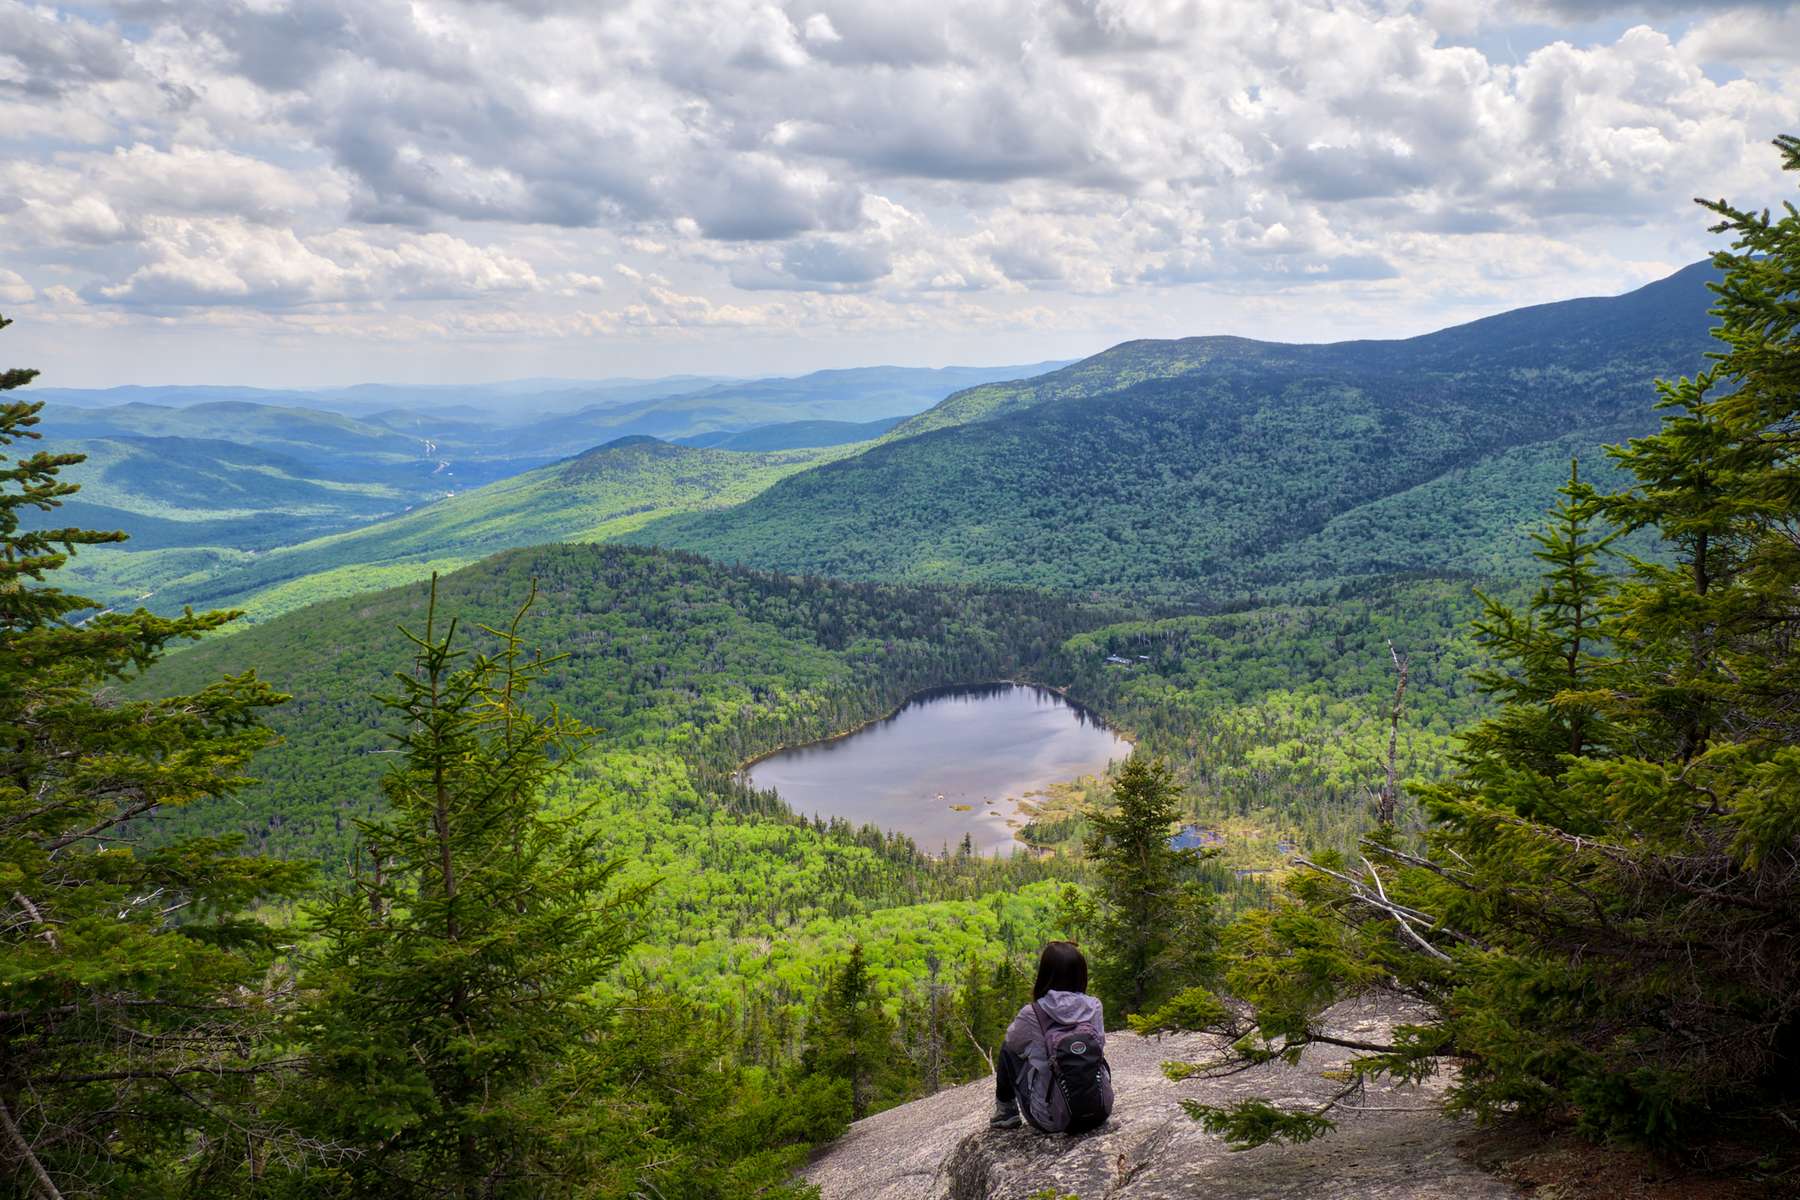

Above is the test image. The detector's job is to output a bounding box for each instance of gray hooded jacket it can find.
[1002,989,1110,1132]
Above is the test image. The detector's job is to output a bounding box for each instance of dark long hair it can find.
[1032,940,1088,1000]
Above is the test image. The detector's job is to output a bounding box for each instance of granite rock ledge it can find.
[800,1000,1520,1200]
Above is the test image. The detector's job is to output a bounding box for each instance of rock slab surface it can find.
[801,1001,1520,1200]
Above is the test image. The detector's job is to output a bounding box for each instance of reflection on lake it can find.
[746,683,1132,856]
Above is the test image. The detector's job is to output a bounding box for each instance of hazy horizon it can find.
[26,358,1080,399]
[22,257,1709,397]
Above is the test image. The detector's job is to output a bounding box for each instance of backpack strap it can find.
[1031,999,1059,1101]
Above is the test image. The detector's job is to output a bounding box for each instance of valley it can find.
[12,252,1787,1198]
[79,266,1718,980]
[31,361,1062,614]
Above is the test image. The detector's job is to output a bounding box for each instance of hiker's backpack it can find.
[1031,999,1114,1134]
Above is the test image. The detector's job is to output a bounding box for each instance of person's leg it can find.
[991,1044,1024,1127]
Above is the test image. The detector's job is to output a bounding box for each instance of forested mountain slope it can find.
[106,435,864,623]
[891,262,1716,438]
[634,264,1715,598]
[134,541,1113,866]
[677,414,909,450]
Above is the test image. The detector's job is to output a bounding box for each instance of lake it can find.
[745,682,1132,855]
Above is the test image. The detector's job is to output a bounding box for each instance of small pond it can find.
[745,682,1132,856]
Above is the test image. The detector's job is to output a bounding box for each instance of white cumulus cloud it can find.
[0,0,1794,383]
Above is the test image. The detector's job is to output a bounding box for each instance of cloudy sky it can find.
[2,0,1798,387]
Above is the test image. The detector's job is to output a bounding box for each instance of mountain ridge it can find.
[627,262,1716,600]
[887,261,1715,441]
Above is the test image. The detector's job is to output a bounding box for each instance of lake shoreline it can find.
[740,680,1132,856]
[734,677,1086,774]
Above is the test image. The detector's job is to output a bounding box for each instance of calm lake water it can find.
[746,683,1132,856]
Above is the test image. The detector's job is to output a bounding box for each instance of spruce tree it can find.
[802,944,897,1120]
[1458,461,1617,816]
[289,579,646,1199]
[1143,134,1800,1151]
[1084,757,1216,1016]
[0,320,311,1198]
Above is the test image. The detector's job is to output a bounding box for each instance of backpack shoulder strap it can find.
[1031,999,1060,1093]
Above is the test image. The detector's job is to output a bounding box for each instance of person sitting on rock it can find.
[991,940,1114,1133]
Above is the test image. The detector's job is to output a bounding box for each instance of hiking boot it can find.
[989,1099,1022,1129]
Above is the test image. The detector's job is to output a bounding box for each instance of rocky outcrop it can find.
[801,1000,1519,1200]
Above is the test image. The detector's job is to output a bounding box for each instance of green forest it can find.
[627,261,1716,600]
[3,137,1798,1200]
[28,363,1062,618]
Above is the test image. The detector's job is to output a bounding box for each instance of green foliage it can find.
[1054,577,1491,853]
[1246,432,1658,587]
[1081,758,1219,1018]
[802,944,902,1121]
[285,580,648,1197]
[1126,986,1230,1037]
[57,436,858,625]
[574,986,837,1199]
[0,325,313,1199]
[633,265,1715,601]
[1148,136,1800,1150]
[1179,1098,1336,1148]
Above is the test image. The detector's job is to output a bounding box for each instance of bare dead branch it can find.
[950,1013,994,1077]
[10,893,59,951]
[37,1059,307,1087]
[1360,840,1474,885]
[1377,642,1410,827]
[0,1095,63,1200]
[1292,856,1479,960]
